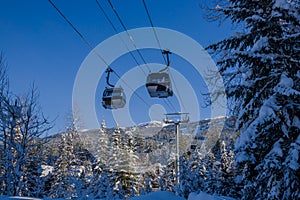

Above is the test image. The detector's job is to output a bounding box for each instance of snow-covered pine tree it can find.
[207,0,300,199]
[108,129,139,198]
[135,128,145,154]
[108,126,122,169]
[175,156,194,198]
[203,151,219,195]
[87,165,103,198]
[97,119,109,167]
[107,126,131,197]
[66,116,88,199]
[140,169,160,195]
[49,133,75,198]
[122,130,139,196]
[50,115,91,199]
[88,170,114,199]
[218,141,236,197]
[188,149,207,194]
[22,139,46,198]
[160,153,177,192]
[88,119,110,198]
[211,139,222,161]
[175,150,209,197]
[144,174,152,194]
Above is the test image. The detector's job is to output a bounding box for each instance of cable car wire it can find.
[142,0,186,111]
[169,71,187,111]
[95,0,147,76]
[164,96,177,113]
[103,0,178,114]
[106,0,151,72]
[47,0,110,67]
[141,0,167,65]
[48,0,159,113]
[49,0,179,116]
[113,71,154,109]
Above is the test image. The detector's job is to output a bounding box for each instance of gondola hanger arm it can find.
[159,50,172,72]
[105,67,115,87]
[162,50,171,66]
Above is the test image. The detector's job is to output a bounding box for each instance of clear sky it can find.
[0,0,233,134]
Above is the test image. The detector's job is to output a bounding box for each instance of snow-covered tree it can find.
[49,133,75,198]
[88,119,116,199]
[122,130,139,196]
[106,126,135,197]
[207,0,300,199]
[175,156,195,198]
[160,153,177,192]
[22,139,46,197]
[144,174,152,194]
[218,141,236,197]
[203,151,219,194]
[97,119,109,166]
[0,54,9,194]
[88,169,115,199]
[0,85,51,196]
[135,129,145,153]
[50,115,91,199]
[107,126,123,170]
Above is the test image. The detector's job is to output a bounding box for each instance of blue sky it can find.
[0,0,233,134]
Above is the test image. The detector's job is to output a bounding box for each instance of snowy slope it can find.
[129,191,185,200]
[188,192,236,200]
[0,197,41,200]
[129,191,236,200]
[0,191,236,200]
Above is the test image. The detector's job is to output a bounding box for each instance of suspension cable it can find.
[141,0,187,112]
[165,98,177,112]
[95,0,166,112]
[112,71,154,109]
[47,0,110,67]
[95,0,147,76]
[141,0,167,65]
[169,71,187,112]
[106,0,151,73]
[48,0,157,112]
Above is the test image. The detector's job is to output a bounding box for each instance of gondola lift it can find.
[102,67,126,109]
[146,50,173,98]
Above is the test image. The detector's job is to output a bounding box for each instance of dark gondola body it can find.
[146,72,173,98]
[102,87,126,109]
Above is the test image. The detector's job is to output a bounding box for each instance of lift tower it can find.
[164,112,189,184]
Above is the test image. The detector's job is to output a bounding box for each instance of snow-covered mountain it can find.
[44,116,237,167]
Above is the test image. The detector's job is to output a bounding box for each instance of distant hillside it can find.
[43,116,237,170]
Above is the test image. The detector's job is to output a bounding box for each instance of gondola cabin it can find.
[102,87,126,109]
[146,72,173,98]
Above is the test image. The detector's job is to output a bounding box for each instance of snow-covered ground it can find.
[0,197,41,200]
[130,191,185,200]
[130,191,234,200]
[0,191,236,200]
[129,191,236,200]
[188,192,236,200]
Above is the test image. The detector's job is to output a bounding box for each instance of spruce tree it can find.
[89,119,110,198]
[175,156,194,198]
[207,0,300,199]
[50,115,90,199]
[97,119,109,167]
[22,140,46,197]
[50,133,75,198]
